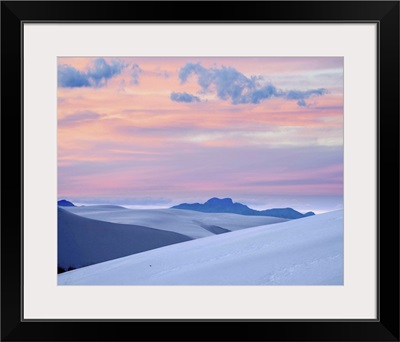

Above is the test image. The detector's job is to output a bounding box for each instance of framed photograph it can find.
[1,1,399,341]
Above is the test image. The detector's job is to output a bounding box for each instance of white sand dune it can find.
[63,206,287,239]
[58,210,343,285]
[58,208,191,270]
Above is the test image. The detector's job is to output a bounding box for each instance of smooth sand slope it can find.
[58,210,343,285]
[58,208,191,270]
[63,206,287,239]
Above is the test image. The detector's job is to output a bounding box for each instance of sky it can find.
[58,57,343,213]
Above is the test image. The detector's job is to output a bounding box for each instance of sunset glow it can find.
[58,57,343,213]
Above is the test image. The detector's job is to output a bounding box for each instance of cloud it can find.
[58,65,91,88]
[170,92,200,103]
[297,99,308,107]
[285,88,327,100]
[243,84,277,104]
[58,58,128,88]
[179,63,203,82]
[176,63,327,106]
[59,111,101,127]
[87,58,125,86]
[130,63,143,85]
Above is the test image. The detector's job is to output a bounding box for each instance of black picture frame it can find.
[1,1,399,341]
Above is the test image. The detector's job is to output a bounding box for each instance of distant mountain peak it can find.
[205,197,233,205]
[58,199,75,207]
[171,198,314,220]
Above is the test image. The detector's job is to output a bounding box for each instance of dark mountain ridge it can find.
[58,199,75,207]
[172,197,315,219]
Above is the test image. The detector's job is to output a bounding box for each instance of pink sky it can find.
[58,57,343,213]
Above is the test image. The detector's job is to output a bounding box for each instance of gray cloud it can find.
[130,63,143,85]
[58,65,91,88]
[176,63,327,106]
[58,58,138,88]
[170,92,200,103]
[86,58,125,87]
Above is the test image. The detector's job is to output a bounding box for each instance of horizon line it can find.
[57,198,342,215]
